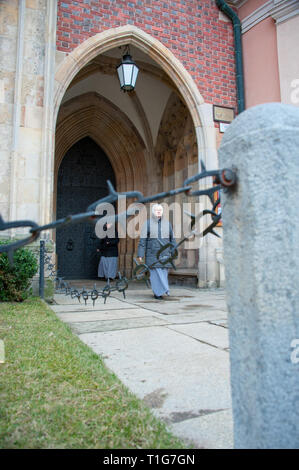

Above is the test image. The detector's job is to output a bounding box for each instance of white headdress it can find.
[152,204,163,216]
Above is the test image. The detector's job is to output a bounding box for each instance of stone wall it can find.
[0,0,55,228]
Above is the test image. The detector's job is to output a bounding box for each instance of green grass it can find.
[0,298,187,449]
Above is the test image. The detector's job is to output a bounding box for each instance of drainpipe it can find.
[215,0,245,113]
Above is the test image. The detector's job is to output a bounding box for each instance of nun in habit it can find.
[97,223,119,281]
[137,204,174,300]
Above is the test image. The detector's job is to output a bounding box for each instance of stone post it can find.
[218,103,299,449]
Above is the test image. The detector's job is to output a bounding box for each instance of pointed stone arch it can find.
[54,92,150,276]
[54,25,205,131]
[49,24,219,284]
[55,92,148,196]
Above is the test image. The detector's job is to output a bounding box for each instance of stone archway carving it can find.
[55,92,148,193]
[156,92,199,276]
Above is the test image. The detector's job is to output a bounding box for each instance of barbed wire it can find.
[1,161,236,305]
[45,206,222,305]
[0,161,236,260]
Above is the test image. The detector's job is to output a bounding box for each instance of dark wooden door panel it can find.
[56,137,115,279]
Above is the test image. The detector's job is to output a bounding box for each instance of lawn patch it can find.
[0,298,187,449]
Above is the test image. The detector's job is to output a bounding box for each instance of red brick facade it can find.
[56,0,237,110]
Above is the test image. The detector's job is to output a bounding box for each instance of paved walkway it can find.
[50,281,233,449]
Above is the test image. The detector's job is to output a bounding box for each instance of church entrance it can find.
[53,34,207,282]
[56,136,116,280]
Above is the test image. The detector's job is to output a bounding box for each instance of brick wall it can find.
[56,0,237,110]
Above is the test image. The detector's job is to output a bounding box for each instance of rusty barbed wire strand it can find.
[1,161,236,305]
[0,161,235,258]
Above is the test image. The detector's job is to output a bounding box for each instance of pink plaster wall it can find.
[238,0,269,20]
[241,16,281,108]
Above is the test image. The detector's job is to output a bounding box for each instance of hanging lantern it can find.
[116,47,139,92]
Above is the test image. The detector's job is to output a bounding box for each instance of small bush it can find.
[0,240,38,302]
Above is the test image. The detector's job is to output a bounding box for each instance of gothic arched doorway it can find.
[56,136,116,279]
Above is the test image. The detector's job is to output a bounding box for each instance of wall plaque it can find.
[213,105,235,123]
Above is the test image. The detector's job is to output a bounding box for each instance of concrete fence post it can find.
[218,103,299,449]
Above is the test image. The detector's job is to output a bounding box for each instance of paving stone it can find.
[151,310,227,324]
[171,409,233,449]
[51,300,130,313]
[128,301,226,316]
[167,322,229,350]
[209,319,228,328]
[69,316,169,334]
[53,295,127,306]
[56,308,154,323]
[79,326,232,416]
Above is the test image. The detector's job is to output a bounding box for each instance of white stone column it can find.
[219,103,299,448]
[196,103,221,287]
[0,0,19,222]
[9,0,25,227]
[40,0,58,229]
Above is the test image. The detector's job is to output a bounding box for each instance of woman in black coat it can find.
[137,204,174,299]
[97,223,119,281]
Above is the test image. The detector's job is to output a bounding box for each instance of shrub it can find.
[0,240,38,302]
